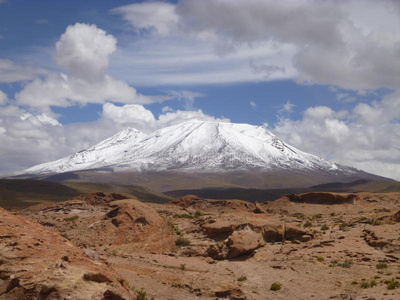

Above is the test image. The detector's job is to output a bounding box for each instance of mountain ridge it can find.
[20,120,353,174]
[13,120,391,189]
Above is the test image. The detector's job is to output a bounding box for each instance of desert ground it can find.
[1,191,399,299]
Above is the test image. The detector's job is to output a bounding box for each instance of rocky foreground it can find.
[1,191,399,299]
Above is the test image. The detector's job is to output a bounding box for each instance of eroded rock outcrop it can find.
[0,207,133,300]
[21,192,175,255]
[203,215,312,259]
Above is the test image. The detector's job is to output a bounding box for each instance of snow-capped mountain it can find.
[21,120,353,175]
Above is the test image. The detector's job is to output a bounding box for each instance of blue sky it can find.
[0,0,399,180]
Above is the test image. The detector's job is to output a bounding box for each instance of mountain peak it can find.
[20,120,346,175]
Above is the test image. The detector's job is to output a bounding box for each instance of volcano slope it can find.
[15,121,391,191]
[2,191,399,299]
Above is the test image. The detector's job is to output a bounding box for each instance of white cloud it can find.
[55,23,116,81]
[250,101,257,109]
[110,38,296,85]
[20,112,62,127]
[111,2,179,36]
[0,90,8,105]
[277,100,295,117]
[102,102,156,125]
[0,59,48,83]
[15,23,163,110]
[101,102,229,133]
[111,0,400,91]
[273,92,400,180]
[161,106,173,113]
[166,90,204,110]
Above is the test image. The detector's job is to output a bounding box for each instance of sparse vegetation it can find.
[316,256,324,262]
[361,280,377,288]
[167,220,181,235]
[237,276,247,282]
[180,264,186,270]
[321,224,329,231]
[376,262,388,269]
[303,221,312,228]
[292,213,305,219]
[270,282,281,291]
[386,279,399,290]
[339,222,348,230]
[175,237,190,246]
[136,288,149,300]
[173,213,194,219]
[63,215,79,222]
[339,260,351,268]
[313,214,322,219]
[194,211,204,217]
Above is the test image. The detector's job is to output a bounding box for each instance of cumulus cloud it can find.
[273,92,400,180]
[55,23,117,81]
[15,23,161,110]
[102,102,156,125]
[101,102,229,133]
[250,101,257,109]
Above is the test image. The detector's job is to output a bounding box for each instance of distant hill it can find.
[0,179,171,210]
[164,180,400,203]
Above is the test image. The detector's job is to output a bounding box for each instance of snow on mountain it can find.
[22,127,147,174]
[21,120,349,175]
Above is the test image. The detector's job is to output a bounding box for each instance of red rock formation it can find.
[0,207,133,300]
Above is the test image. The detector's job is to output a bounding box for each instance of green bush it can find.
[376,262,388,269]
[303,221,312,228]
[237,276,247,282]
[321,224,329,231]
[386,279,399,290]
[175,237,190,246]
[316,256,324,262]
[136,288,147,300]
[270,282,281,291]
[292,213,305,219]
[361,280,377,288]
